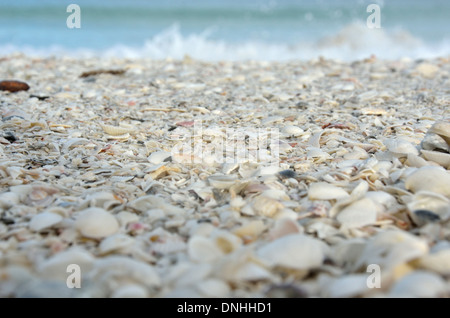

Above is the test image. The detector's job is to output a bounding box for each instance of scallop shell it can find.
[405,166,450,197]
[100,124,135,136]
[308,182,349,201]
[29,212,63,232]
[75,207,119,239]
[257,234,329,270]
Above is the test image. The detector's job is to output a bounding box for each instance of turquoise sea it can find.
[0,0,449,60]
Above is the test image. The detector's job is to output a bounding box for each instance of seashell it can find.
[196,279,230,298]
[415,63,439,78]
[62,138,89,153]
[233,220,265,242]
[112,284,148,298]
[388,271,446,297]
[252,195,284,217]
[306,147,331,161]
[428,120,450,145]
[416,249,450,275]
[269,218,303,240]
[308,182,349,201]
[325,274,371,298]
[420,149,450,168]
[261,189,290,201]
[0,191,20,209]
[116,211,139,227]
[100,124,135,136]
[148,151,172,165]
[106,133,130,140]
[336,198,378,229]
[128,194,184,216]
[91,256,160,288]
[98,234,134,255]
[208,174,238,189]
[405,166,450,197]
[406,191,450,225]
[406,153,432,168]
[38,247,94,280]
[282,125,304,137]
[75,207,119,239]
[257,234,329,270]
[188,236,224,263]
[82,191,123,210]
[421,133,449,152]
[213,230,242,254]
[354,230,428,271]
[0,80,30,92]
[364,191,398,214]
[29,212,63,232]
[384,138,419,156]
[331,239,366,269]
[306,221,340,240]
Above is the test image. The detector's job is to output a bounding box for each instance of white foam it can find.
[1,22,449,61]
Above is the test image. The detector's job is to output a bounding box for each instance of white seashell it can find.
[416,249,450,275]
[406,153,432,168]
[420,149,450,168]
[421,133,449,152]
[308,182,349,201]
[364,191,398,213]
[331,239,366,269]
[0,191,20,209]
[196,279,230,298]
[148,151,172,165]
[188,236,224,263]
[282,125,304,136]
[269,218,302,240]
[112,284,148,298]
[405,166,450,197]
[29,212,63,232]
[98,234,134,255]
[389,271,446,297]
[384,138,419,156]
[213,230,242,254]
[128,195,185,216]
[252,195,284,217]
[428,120,450,141]
[406,191,450,224]
[336,198,378,229]
[62,138,89,153]
[415,63,439,78]
[75,207,119,239]
[325,274,370,298]
[307,147,331,160]
[38,247,94,280]
[208,174,238,189]
[257,234,328,270]
[100,124,135,136]
[106,133,130,140]
[261,189,290,201]
[82,191,122,210]
[306,221,340,240]
[116,211,139,227]
[91,256,160,288]
[233,220,266,241]
[354,230,428,271]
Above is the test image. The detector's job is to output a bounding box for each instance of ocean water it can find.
[0,0,449,61]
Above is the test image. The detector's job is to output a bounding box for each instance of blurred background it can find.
[0,0,449,60]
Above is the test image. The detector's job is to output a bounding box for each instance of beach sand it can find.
[0,54,449,297]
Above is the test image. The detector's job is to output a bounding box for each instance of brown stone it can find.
[0,80,30,92]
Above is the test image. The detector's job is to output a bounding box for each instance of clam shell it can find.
[405,166,450,197]
[75,207,119,239]
[308,182,349,201]
[148,151,172,165]
[257,234,329,270]
[100,124,135,136]
[420,149,450,168]
[336,198,378,229]
[29,212,63,232]
[98,234,135,254]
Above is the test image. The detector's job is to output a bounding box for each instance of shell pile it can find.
[0,54,449,298]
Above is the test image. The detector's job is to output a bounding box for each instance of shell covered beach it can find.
[0,54,449,298]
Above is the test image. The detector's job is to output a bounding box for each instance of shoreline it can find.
[0,55,449,297]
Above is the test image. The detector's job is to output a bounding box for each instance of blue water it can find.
[0,0,449,60]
